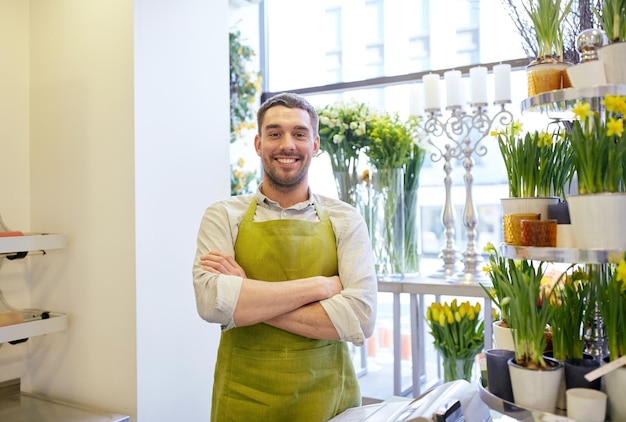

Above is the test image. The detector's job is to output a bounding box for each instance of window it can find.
[230,0,549,400]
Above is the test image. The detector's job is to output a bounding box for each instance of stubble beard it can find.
[262,155,309,193]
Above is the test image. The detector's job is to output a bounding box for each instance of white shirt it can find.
[192,187,377,346]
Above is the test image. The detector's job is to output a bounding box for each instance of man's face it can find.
[255,106,320,190]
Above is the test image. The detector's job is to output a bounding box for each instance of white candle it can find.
[469,66,488,104]
[422,73,441,110]
[493,63,512,103]
[444,70,463,108]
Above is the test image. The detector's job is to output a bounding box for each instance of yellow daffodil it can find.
[572,101,595,121]
[606,117,624,138]
[426,298,484,376]
[616,259,626,284]
[566,95,626,193]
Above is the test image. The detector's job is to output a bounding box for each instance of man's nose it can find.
[279,134,296,150]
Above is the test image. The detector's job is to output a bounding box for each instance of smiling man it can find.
[192,92,377,421]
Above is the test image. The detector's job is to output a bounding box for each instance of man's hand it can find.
[324,275,343,298]
[199,251,247,278]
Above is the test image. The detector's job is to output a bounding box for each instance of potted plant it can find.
[547,266,590,362]
[482,242,563,412]
[502,0,601,65]
[564,94,626,250]
[596,0,626,83]
[492,120,574,245]
[522,0,574,95]
[425,299,485,382]
[596,254,626,419]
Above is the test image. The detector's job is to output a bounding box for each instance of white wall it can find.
[0,1,228,420]
[134,0,228,420]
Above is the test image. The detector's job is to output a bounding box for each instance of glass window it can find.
[263,0,525,91]
[229,0,554,400]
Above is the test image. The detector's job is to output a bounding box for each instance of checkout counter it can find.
[331,380,568,422]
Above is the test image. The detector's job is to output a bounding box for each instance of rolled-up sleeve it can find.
[320,201,377,346]
[193,272,243,330]
[192,199,247,330]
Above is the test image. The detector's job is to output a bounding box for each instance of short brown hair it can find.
[257,92,319,136]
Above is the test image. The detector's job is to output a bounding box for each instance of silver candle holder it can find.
[423,102,513,283]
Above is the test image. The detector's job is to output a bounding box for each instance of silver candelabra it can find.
[423,102,513,283]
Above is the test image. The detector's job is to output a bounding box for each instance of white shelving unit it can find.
[0,233,68,344]
[0,312,68,344]
[0,233,66,255]
[0,233,129,421]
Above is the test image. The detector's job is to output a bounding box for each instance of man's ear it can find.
[254,134,261,156]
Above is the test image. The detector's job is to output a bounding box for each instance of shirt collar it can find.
[255,183,315,211]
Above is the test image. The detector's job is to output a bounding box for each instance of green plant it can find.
[566,94,626,194]
[229,30,262,144]
[482,242,553,369]
[595,0,626,42]
[426,299,485,380]
[548,266,589,361]
[230,158,258,196]
[522,0,574,61]
[492,120,574,199]
[404,139,427,273]
[366,113,416,171]
[598,254,626,361]
[501,0,602,64]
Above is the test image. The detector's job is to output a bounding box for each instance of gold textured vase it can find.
[503,213,540,245]
[526,61,572,97]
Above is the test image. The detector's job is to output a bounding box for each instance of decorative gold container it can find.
[520,219,557,247]
[527,61,572,96]
[503,213,540,245]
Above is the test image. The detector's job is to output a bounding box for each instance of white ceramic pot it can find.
[598,42,626,84]
[556,224,576,248]
[493,320,515,351]
[604,365,626,421]
[566,60,607,88]
[501,197,559,221]
[508,357,563,413]
[567,193,626,250]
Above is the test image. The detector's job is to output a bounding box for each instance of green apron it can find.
[211,200,360,421]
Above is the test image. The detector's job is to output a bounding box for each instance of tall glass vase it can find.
[370,168,405,279]
[333,170,361,207]
[404,189,420,275]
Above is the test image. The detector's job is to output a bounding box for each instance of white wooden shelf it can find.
[0,233,66,255]
[0,233,69,343]
[0,312,68,344]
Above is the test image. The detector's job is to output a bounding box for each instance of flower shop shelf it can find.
[0,312,68,344]
[501,244,626,264]
[0,233,69,343]
[520,84,626,114]
[0,233,66,256]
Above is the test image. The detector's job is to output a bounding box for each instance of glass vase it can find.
[404,189,420,275]
[369,168,404,279]
[442,355,475,383]
[333,170,360,207]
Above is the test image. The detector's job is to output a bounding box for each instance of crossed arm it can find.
[200,251,343,340]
